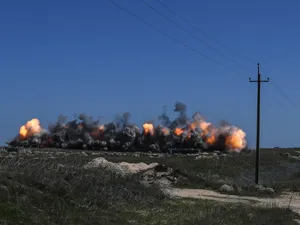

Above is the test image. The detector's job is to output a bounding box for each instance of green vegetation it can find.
[0,150,300,224]
[102,148,300,196]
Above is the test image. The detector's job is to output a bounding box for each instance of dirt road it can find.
[166,188,300,216]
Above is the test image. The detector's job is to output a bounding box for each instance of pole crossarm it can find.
[249,78,270,82]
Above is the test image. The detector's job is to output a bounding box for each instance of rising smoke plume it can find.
[7,102,247,153]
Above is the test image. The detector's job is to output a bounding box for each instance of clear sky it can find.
[0,0,299,148]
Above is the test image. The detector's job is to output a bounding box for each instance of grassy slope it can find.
[0,153,299,225]
[100,148,300,194]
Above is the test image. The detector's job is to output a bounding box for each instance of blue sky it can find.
[0,0,299,147]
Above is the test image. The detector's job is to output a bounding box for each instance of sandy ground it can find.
[166,188,300,223]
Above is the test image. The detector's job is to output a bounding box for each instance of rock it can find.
[280,152,289,156]
[133,153,140,157]
[157,177,172,187]
[149,144,160,152]
[83,157,178,187]
[122,142,131,150]
[18,149,28,154]
[83,157,125,176]
[265,187,275,194]
[83,157,160,176]
[280,152,300,160]
[61,143,68,149]
[118,162,159,174]
[219,184,235,193]
[195,155,211,160]
[255,185,275,194]
[289,155,300,160]
[211,174,220,181]
[56,151,67,156]
[91,152,101,156]
[0,148,8,153]
[156,154,165,158]
[200,152,209,156]
[142,169,155,179]
[81,151,88,156]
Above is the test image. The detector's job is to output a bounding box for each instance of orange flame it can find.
[225,128,246,151]
[99,125,105,132]
[199,121,211,131]
[174,127,184,136]
[90,124,105,139]
[206,132,216,145]
[19,118,42,139]
[189,123,196,131]
[143,123,154,136]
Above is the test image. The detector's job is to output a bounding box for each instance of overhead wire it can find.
[107,0,297,111]
[270,80,299,110]
[153,0,257,65]
[106,0,243,76]
[269,95,287,108]
[151,0,298,111]
[138,0,255,74]
[259,66,299,110]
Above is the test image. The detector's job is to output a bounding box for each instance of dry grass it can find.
[101,148,300,196]
[0,149,300,224]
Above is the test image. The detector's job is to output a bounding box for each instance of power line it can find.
[260,67,299,110]
[153,0,257,65]
[139,0,255,74]
[269,95,287,108]
[108,0,295,111]
[258,64,300,110]
[269,80,299,110]
[154,0,298,112]
[107,0,242,75]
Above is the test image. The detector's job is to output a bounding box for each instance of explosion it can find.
[143,123,155,136]
[174,128,184,136]
[8,102,247,153]
[225,127,247,151]
[19,118,42,140]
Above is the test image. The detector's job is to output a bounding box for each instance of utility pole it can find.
[249,63,269,184]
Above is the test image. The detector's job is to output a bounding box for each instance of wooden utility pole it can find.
[249,63,269,184]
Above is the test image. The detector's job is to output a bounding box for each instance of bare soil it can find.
[166,188,300,223]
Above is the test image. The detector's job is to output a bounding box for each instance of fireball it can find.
[225,128,246,151]
[143,123,154,136]
[174,127,184,136]
[19,118,42,139]
[99,125,105,132]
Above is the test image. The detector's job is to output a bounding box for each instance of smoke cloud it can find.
[8,102,247,153]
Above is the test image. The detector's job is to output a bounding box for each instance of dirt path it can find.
[165,188,300,216]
